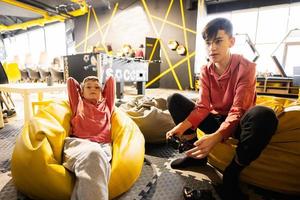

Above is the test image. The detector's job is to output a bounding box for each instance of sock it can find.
[170,157,207,169]
[221,158,246,200]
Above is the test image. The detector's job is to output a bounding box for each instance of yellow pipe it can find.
[151,15,197,35]
[84,7,91,52]
[68,4,89,17]
[0,0,88,32]
[146,51,195,88]
[180,0,193,89]
[141,0,182,90]
[0,16,64,31]
[71,0,87,7]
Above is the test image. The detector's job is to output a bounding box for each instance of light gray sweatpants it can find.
[63,137,112,200]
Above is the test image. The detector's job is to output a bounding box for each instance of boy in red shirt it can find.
[166,18,278,200]
[63,76,115,200]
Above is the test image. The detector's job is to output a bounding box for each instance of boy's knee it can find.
[167,93,181,108]
[241,105,278,135]
[244,106,278,123]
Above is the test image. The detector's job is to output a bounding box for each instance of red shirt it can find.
[187,54,256,139]
[135,49,144,58]
[67,77,115,143]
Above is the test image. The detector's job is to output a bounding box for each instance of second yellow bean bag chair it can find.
[11,100,145,200]
[206,96,300,194]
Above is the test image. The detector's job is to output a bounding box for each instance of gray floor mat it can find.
[1,121,299,200]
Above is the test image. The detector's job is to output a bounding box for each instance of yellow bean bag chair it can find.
[206,96,300,194]
[11,100,145,200]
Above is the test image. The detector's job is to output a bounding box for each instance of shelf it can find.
[257,92,298,98]
[256,76,299,98]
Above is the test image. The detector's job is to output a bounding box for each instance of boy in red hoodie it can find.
[166,18,278,200]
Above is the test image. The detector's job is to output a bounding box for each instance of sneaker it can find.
[171,156,207,169]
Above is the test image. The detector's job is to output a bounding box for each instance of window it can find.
[15,33,30,65]
[0,39,6,61]
[231,8,258,41]
[256,5,289,44]
[255,44,277,74]
[285,44,300,76]
[3,37,14,61]
[28,28,45,64]
[288,2,300,30]
[232,33,259,62]
[195,3,300,76]
[44,22,66,61]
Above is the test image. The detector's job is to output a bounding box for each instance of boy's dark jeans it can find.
[167,93,278,166]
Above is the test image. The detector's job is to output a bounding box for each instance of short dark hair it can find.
[202,18,233,41]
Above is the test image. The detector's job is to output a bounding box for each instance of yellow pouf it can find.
[206,96,300,194]
[11,100,145,200]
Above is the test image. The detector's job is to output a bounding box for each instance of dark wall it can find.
[73,0,197,89]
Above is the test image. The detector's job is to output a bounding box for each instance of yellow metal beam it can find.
[0,0,88,32]
[71,0,87,8]
[0,16,65,31]
[69,0,89,17]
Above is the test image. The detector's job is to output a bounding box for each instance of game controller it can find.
[167,135,195,153]
[183,186,215,200]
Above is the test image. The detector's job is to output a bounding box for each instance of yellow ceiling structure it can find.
[0,0,88,33]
